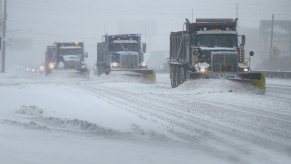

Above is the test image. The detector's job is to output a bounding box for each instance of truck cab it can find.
[188,19,250,74]
[169,18,263,89]
[45,42,88,75]
[96,34,147,75]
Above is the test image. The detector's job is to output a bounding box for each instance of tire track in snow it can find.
[171,95,291,137]
[107,85,291,143]
[78,84,291,163]
[114,86,291,150]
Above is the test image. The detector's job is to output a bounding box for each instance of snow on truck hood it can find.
[115,51,139,56]
[198,47,237,51]
[62,55,81,61]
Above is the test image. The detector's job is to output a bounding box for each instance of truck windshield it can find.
[109,43,139,52]
[59,48,82,56]
[197,34,237,48]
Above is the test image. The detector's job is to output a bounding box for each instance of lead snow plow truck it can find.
[169,18,266,94]
[45,42,89,78]
[95,34,156,82]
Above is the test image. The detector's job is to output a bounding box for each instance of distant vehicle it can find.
[36,64,45,74]
[45,42,89,76]
[169,18,265,93]
[95,34,155,82]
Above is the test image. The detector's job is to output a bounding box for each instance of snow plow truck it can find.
[95,34,156,82]
[45,42,89,77]
[169,18,266,94]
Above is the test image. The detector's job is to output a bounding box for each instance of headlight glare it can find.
[48,63,55,69]
[111,62,119,67]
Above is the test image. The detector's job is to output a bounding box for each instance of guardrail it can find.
[256,70,291,78]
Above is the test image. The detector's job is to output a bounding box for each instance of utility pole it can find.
[236,4,239,18]
[1,0,7,73]
[236,4,239,33]
[191,8,193,22]
[144,24,147,43]
[270,14,274,70]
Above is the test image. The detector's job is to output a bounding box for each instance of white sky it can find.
[4,0,291,67]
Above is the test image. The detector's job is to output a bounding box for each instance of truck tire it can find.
[170,65,178,88]
[180,66,187,83]
[174,66,183,86]
[105,66,110,75]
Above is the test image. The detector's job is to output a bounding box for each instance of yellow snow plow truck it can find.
[169,18,265,94]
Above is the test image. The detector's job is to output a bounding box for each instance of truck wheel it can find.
[105,66,110,75]
[170,65,178,88]
[177,67,182,85]
[180,66,187,83]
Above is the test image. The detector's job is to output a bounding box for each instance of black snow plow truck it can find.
[95,34,156,82]
[45,42,89,77]
[169,18,266,94]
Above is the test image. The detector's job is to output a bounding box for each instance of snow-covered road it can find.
[0,72,290,164]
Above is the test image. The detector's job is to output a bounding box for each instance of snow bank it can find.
[0,73,232,164]
[1,73,290,164]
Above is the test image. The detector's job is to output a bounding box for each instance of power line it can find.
[1,0,7,73]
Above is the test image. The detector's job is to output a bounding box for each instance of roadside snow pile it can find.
[0,78,168,139]
[1,72,291,164]
[33,116,119,135]
[177,78,256,94]
[2,119,48,130]
[16,105,44,116]
[14,105,121,136]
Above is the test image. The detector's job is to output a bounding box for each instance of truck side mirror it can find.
[142,43,146,53]
[84,52,88,58]
[239,35,245,46]
[249,51,254,56]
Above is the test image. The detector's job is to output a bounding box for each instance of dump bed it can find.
[97,42,106,64]
[170,31,189,62]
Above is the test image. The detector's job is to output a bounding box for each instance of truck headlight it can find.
[39,65,45,72]
[196,62,209,73]
[48,63,55,69]
[140,62,148,68]
[200,68,207,73]
[111,62,119,68]
[243,68,249,72]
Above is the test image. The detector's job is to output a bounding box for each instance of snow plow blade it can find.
[189,71,266,94]
[109,69,156,83]
[131,69,156,83]
[46,69,90,79]
[230,72,266,94]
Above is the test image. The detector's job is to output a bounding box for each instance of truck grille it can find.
[64,61,81,69]
[120,54,139,69]
[211,52,237,72]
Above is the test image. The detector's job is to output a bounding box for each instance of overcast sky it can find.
[3,0,291,67]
